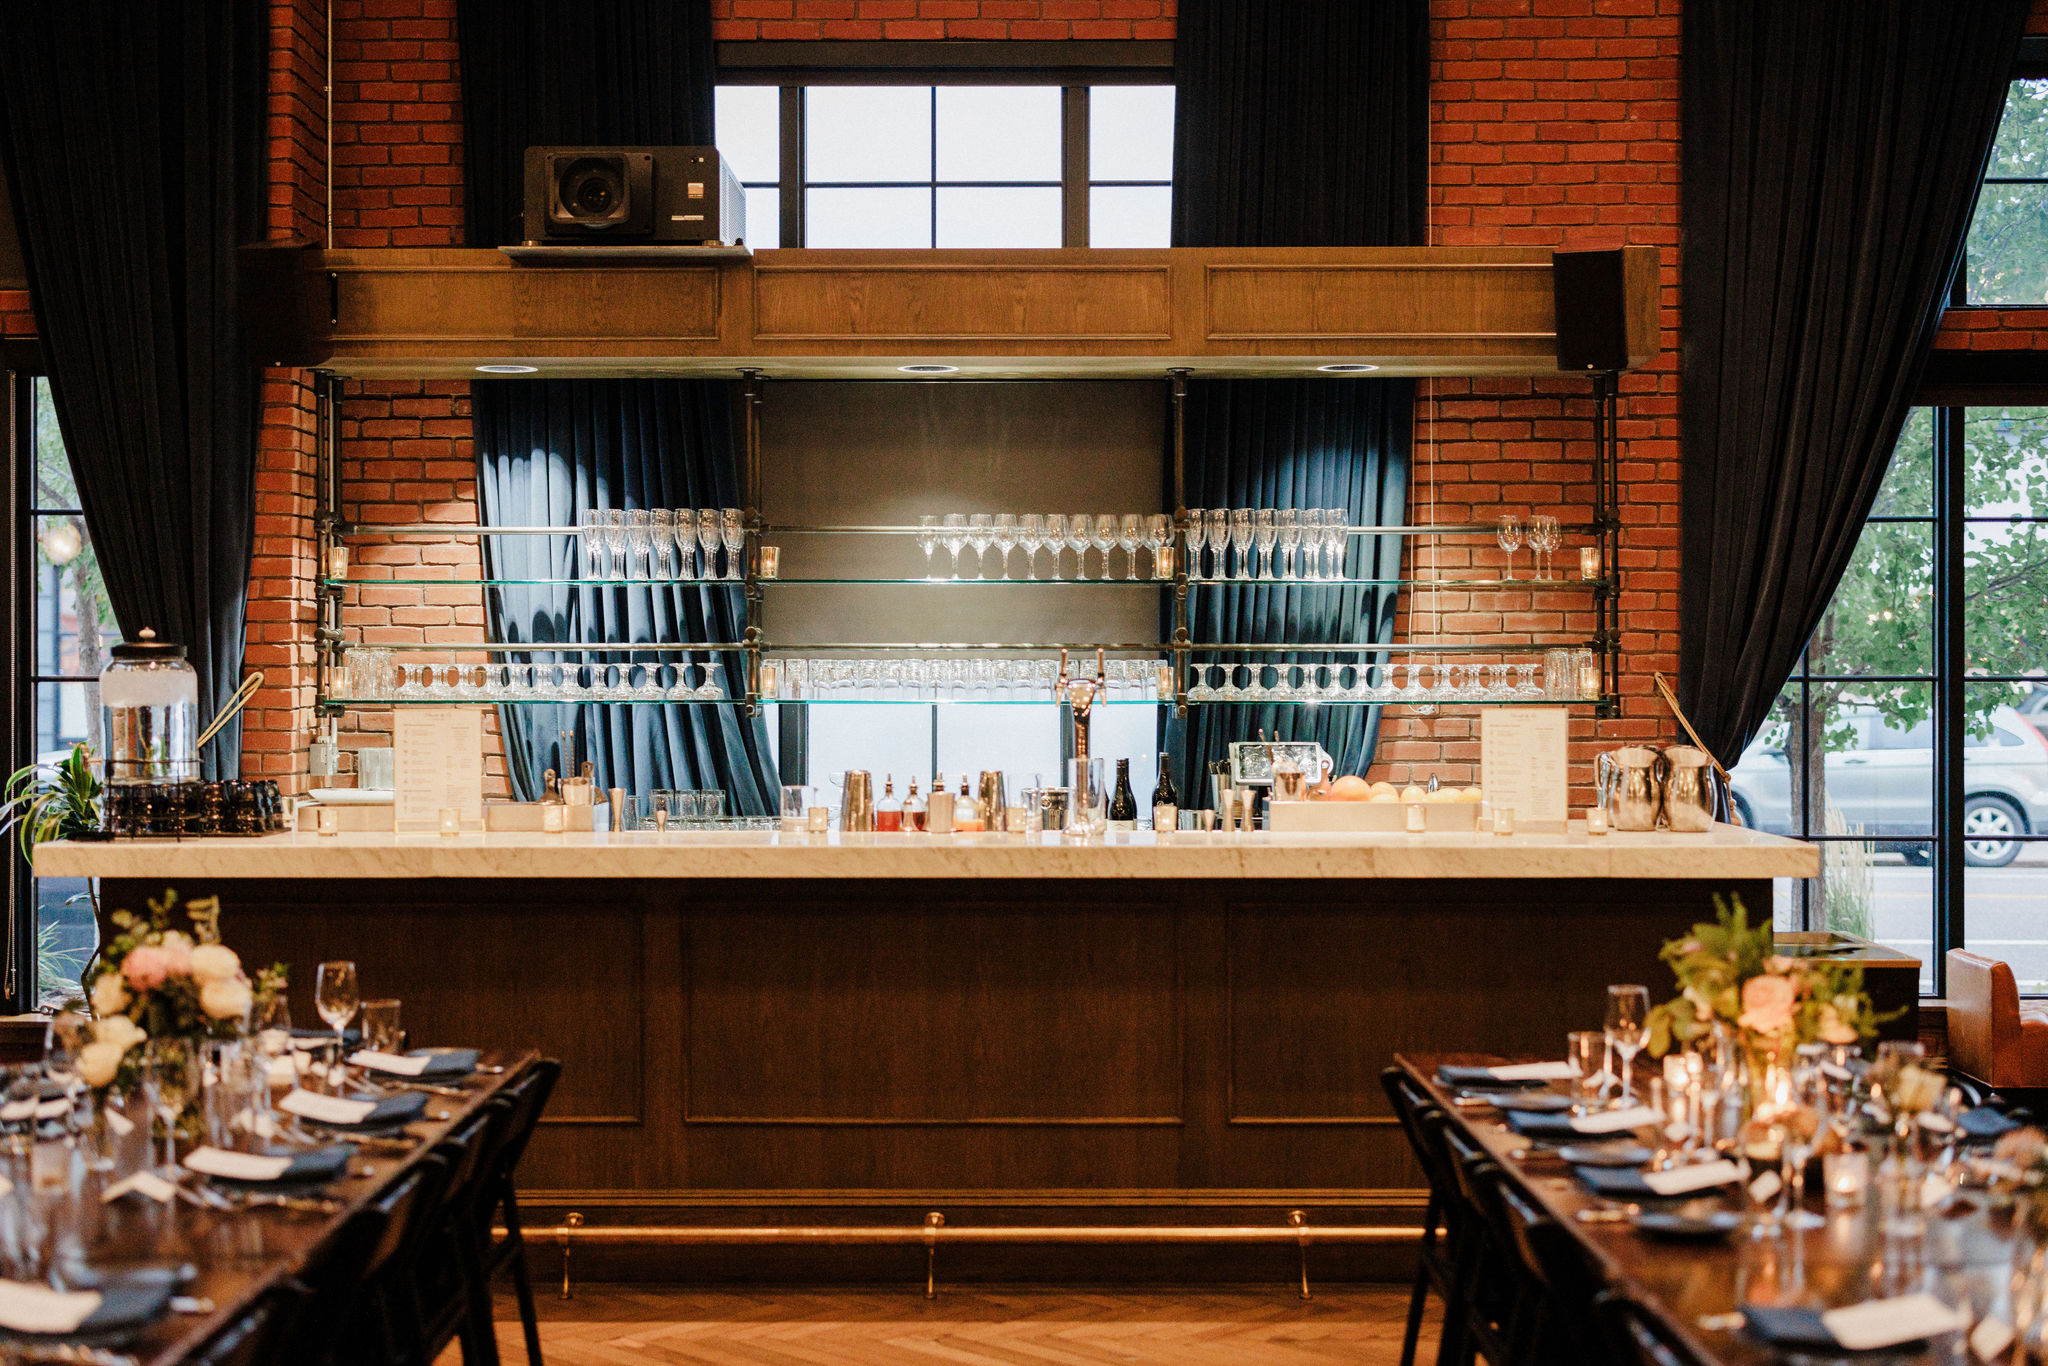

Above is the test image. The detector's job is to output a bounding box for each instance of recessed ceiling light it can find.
[475,363,540,374]
[898,363,960,375]
[1316,363,1380,373]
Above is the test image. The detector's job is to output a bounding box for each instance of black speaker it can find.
[1552,248,1629,373]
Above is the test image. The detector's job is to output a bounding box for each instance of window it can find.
[24,378,107,1007]
[714,83,1175,249]
[1966,78,2048,303]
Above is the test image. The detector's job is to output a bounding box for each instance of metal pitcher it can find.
[1661,745,1720,833]
[1596,746,1664,831]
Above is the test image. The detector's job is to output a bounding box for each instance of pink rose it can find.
[1738,973,1796,1036]
[121,946,168,991]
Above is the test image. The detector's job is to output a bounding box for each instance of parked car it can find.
[1730,705,2048,867]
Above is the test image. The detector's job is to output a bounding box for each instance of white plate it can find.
[307,788,394,805]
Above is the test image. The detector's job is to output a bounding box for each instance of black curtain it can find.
[1169,0,1428,783]
[0,0,267,778]
[1679,0,2027,761]
[458,0,778,808]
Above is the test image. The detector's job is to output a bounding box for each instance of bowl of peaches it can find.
[1265,775,1483,832]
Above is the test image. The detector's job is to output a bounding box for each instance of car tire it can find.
[1963,795,2027,868]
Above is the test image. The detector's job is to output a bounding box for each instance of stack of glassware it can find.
[915,513,1177,580]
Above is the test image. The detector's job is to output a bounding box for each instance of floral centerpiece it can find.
[1645,894,1895,1069]
[76,889,285,1105]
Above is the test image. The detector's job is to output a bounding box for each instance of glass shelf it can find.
[321,694,1598,709]
[322,575,1609,589]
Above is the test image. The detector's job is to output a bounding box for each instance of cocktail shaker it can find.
[978,771,1008,831]
[841,770,875,832]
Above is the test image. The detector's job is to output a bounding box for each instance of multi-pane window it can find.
[26,378,107,1006]
[1966,79,2048,304]
[1087,85,1174,247]
[712,86,781,249]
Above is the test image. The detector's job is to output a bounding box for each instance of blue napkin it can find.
[1957,1106,2022,1142]
[303,1090,428,1130]
[1503,1110,1584,1139]
[404,1048,479,1078]
[1573,1163,1737,1200]
[1436,1065,1548,1089]
[201,1144,355,1186]
[1740,1305,1936,1354]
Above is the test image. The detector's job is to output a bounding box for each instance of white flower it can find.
[199,978,253,1022]
[77,1040,124,1088]
[89,972,129,1016]
[188,944,242,985]
[93,1014,145,1053]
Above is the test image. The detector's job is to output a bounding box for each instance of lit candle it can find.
[807,806,830,834]
[1579,661,1601,698]
[1580,546,1600,580]
[438,807,461,837]
[758,663,779,699]
[1823,1151,1869,1210]
[1585,807,1609,835]
[1492,805,1515,835]
[315,805,339,837]
[1154,545,1175,581]
[325,544,348,579]
[542,803,565,833]
[758,545,781,579]
[1405,803,1426,833]
[1006,805,1027,834]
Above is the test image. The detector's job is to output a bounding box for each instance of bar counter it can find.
[41,824,1818,1281]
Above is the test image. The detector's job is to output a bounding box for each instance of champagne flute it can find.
[649,509,677,579]
[1530,514,1561,579]
[1605,984,1650,1108]
[1253,509,1277,580]
[917,515,940,579]
[1184,509,1207,577]
[720,509,745,581]
[1497,514,1523,582]
[1229,509,1253,580]
[1780,1068,1826,1230]
[696,509,721,582]
[1118,514,1143,580]
[315,961,360,1095]
[579,509,604,578]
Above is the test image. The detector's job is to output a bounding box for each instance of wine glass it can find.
[579,510,604,578]
[1090,514,1118,580]
[1229,509,1253,580]
[1780,1067,1826,1231]
[1530,514,1561,580]
[1043,514,1068,579]
[1112,514,1138,580]
[1144,514,1171,578]
[1067,513,1093,579]
[601,509,629,580]
[1020,514,1045,579]
[1497,514,1523,582]
[966,514,993,579]
[623,510,651,580]
[721,509,746,581]
[1605,984,1650,1108]
[918,515,940,579]
[1184,509,1206,577]
[1326,508,1350,580]
[1253,509,1277,580]
[696,509,721,582]
[1206,510,1229,582]
[1276,509,1300,580]
[942,513,968,579]
[993,513,1018,580]
[315,961,360,1094]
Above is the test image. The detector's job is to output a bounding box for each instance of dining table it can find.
[5,1046,538,1365]
[1398,1052,2027,1365]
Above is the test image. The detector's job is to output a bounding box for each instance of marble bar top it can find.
[36,822,1818,881]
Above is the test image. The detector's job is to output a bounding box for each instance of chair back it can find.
[1380,1067,1452,1194]
[361,1150,456,1286]
[1948,948,2021,1084]
[486,1058,561,1199]
[1595,1289,1706,1366]
[270,1173,407,1365]
[188,1284,305,1366]
[1496,1170,1625,1366]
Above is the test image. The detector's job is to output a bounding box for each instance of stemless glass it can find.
[1043,514,1068,579]
[1497,514,1523,582]
[721,509,746,581]
[315,960,360,1094]
[360,1000,403,1054]
[993,513,1018,580]
[1567,1030,1605,1116]
[696,509,722,582]
[942,513,968,579]
[1144,514,1171,578]
[601,509,629,580]
[1019,514,1045,579]
[918,515,941,579]
[579,510,605,578]
[1276,509,1300,580]
[1253,509,1277,580]
[143,1040,201,1172]
[650,509,677,578]
[1206,509,1229,582]
[1091,514,1119,580]
[624,509,651,580]
[1605,984,1651,1108]
[966,514,993,580]
[1229,509,1253,580]
[1117,514,1143,580]
[1184,509,1206,577]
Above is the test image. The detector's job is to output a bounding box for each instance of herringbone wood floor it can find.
[435,1283,1439,1365]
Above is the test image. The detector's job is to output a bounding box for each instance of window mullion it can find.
[1062,86,1088,248]
[1936,406,1967,993]
[779,86,806,248]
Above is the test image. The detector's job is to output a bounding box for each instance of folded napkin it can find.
[1958,1106,2022,1142]
[1574,1159,1741,1201]
[1743,1295,1968,1353]
[1437,1063,1567,1089]
[280,1087,426,1130]
[289,1028,361,1051]
[1482,1091,1575,1113]
[0,1282,101,1335]
[1507,1105,1661,1139]
[185,1144,353,1186]
[350,1047,479,1079]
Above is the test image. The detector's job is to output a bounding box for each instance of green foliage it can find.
[0,743,101,862]
[1969,79,2048,304]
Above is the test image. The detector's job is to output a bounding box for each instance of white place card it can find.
[0,1281,101,1334]
[104,1109,134,1138]
[1481,710,1569,829]
[268,1056,300,1088]
[1972,1313,2014,1362]
[102,1171,176,1204]
[280,1089,376,1126]
[0,1100,34,1122]
[1822,1294,1970,1351]
[1748,1169,1782,1203]
[351,1050,429,1077]
[1642,1159,1742,1197]
[184,1147,293,1182]
[394,707,485,832]
[1484,1061,1577,1082]
[1570,1105,1661,1134]
[33,1099,68,1121]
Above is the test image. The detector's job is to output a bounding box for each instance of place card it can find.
[1821,1294,1970,1351]
[183,1147,293,1183]
[33,1099,68,1121]
[1748,1169,1781,1203]
[101,1171,177,1205]
[0,1281,102,1335]
[279,1089,377,1126]
[1483,1061,1577,1083]
[104,1109,134,1138]
[1641,1159,1742,1197]
[1570,1105,1662,1135]
[350,1049,429,1077]
[1972,1314,2014,1362]
[1481,710,1569,828]
[394,707,485,833]
[0,1099,34,1122]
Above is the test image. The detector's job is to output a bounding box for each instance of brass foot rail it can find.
[518,1209,1422,1302]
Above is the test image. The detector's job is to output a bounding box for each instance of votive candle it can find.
[438,807,461,837]
[1586,807,1609,835]
[315,805,339,837]
[807,806,830,834]
[759,545,781,579]
[759,663,779,699]
[1824,1151,1869,1210]
[542,803,565,833]
[1580,546,1601,580]
[1405,804,1426,833]
[1492,806,1515,835]
[325,544,348,579]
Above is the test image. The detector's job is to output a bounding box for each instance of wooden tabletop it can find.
[60,1048,538,1365]
[1397,1053,2017,1366]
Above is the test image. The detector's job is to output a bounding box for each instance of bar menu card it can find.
[1481,709,1569,829]
[394,707,485,832]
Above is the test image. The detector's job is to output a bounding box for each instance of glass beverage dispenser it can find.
[100,629,199,787]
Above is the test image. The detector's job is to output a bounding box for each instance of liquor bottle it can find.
[928,774,955,834]
[903,776,927,832]
[876,774,903,832]
[953,776,983,832]
[1108,758,1139,831]
[1150,751,1178,832]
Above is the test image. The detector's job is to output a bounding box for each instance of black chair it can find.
[268,1163,416,1366]
[1380,1067,1463,1366]
[410,1099,516,1366]
[1439,1123,1529,1366]
[1595,1289,1709,1366]
[474,1058,562,1366]
[339,1148,458,1365]
[1489,1166,1626,1366]
[186,1283,307,1366]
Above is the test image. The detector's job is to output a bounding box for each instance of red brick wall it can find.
[0,291,31,338]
